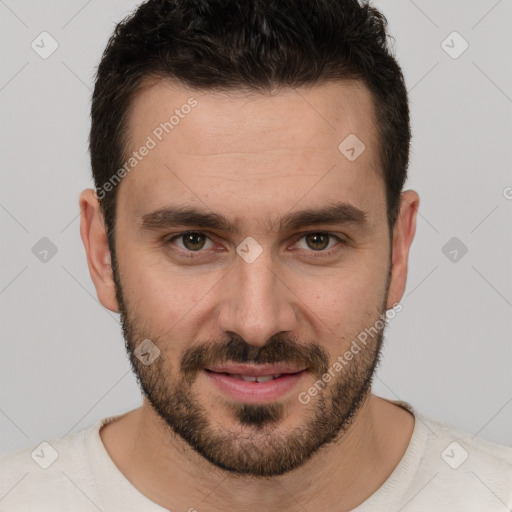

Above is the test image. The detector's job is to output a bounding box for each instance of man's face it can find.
[110,79,393,476]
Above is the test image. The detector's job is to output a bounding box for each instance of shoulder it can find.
[0,422,102,511]
[419,412,512,468]
[410,409,512,510]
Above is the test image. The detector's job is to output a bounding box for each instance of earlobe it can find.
[79,189,119,313]
[386,190,420,309]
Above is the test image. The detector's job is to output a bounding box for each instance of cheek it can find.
[308,254,389,334]
[116,245,179,315]
[120,249,223,337]
[131,271,199,320]
[320,255,387,304]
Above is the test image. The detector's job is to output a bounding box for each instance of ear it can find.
[79,189,119,313]
[386,190,420,309]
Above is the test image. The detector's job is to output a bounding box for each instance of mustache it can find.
[180,334,330,381]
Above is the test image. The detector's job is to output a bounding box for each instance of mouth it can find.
[203,363,308,403]
[218,373,286,383]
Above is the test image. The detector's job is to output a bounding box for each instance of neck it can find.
[100,393,414,511]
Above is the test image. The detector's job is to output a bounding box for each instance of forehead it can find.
[118,78,384,228]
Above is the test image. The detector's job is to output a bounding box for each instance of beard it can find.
[110,251,390,478]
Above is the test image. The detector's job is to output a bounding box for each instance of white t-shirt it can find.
[1,399,512,511]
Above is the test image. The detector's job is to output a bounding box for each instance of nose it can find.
[216,248,297,347]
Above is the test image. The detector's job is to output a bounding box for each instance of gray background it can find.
[0,0,511,457]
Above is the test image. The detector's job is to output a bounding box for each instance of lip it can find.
[204,366,308,404]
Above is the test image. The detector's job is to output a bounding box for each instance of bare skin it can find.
[80,78,419,511]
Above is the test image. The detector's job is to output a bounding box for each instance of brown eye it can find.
[181,232,207,251]
[304,233,330,251]
[294,232,344,256]
[167,231,214,253]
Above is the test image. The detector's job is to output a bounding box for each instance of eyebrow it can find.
[137,201,368,234]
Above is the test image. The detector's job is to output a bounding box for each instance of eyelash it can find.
[164,231,346,259]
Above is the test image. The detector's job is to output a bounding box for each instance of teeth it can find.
[255,375,274,383]
[233,374,283,382]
